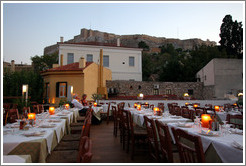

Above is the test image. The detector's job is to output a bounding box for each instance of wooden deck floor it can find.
[90,120,153,163]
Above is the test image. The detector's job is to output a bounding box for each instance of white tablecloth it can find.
[126,108,191,127]
[3,155,32,163]
[167,122,243,163]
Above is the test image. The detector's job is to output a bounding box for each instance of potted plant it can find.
[91,93,102,104]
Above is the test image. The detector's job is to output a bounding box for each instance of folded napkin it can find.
[201,129,217,136]
[232,140,243,150]
[230,128,243,135]
[177,122,192,127]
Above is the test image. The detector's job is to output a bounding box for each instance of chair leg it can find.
[131,138,135,160]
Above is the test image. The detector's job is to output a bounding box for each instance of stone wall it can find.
[44,28,216,55]
[202,85,215,100]
[106,80,205,99]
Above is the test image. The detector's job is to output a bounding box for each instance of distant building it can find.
[41,57,112,105]
[57,39,142,81]
[3,60,33,74]
[196,58,243,99]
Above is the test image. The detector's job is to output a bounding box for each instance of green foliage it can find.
[31,52,58,72]
[3,70,44,103]
[138,41,150,51]
[219,15,243,59]
[91,93,102,101]
[14,98,31,115]
[142,43,228,82]
[58,98,72,107]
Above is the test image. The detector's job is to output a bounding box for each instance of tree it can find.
[138,41,150,51]
[31,52,58,72]
[219,15,243,59]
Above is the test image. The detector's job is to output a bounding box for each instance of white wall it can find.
[196,59,214,86]
[58,44,142,81]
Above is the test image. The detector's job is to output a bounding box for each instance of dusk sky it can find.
[2,1,244,65]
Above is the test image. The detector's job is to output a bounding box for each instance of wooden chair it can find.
[194,108,206,117]
[155,120,175,162]
[158,103,165,112]
[54,112,92,151]
[47,136,92,163]
[112,106,119,137]
[173,106,181,116]
[144,115,160,162]
[100,102,111,124]
[6,109,19,123]
[22,107,31,118]
[117,102,125,143]
[150,104,154,110]
[181,107,193,121]
[77,136,93,163]
[38,104,44,113]
[141,103,149,109]
[171,127,205,163]
[226,114,243,129]
[122,109,130,152]
[32,105,40,114]
[128,111,148,160]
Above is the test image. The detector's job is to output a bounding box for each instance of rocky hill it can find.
[44,28,216,55]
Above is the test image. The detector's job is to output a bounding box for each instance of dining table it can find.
[125,107,192,127]
[2,107,79,163]
[3,155,32,163]
[167,121,243,163]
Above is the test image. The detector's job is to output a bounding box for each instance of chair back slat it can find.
[171,127,205,163]
[155,120,173,162]
[144,115,160,161]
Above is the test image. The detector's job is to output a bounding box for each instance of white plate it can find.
[23,130,46,137]
[170,116,181,119]
[151,116,162,119]
[198,130,220,137]
[231,141,243,150]
[47,119,62,123]
[39,124,56,128]
[177,123,193,128]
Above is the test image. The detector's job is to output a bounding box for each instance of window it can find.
[129,56,135,66]
[188,89,194,95]
[153,89,159,95]
[166,89,171,95]
[86,54,93,62]
[56,82,67,98]
[67,53,74,64]
[103,55,109,67]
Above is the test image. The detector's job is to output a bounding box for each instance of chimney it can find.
[79,57,86,68]
[60,54,63,66]
[60,36,64,43]
[11,60,15,72]
[117,38,120,47]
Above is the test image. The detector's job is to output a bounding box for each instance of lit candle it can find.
[134,103,138,108]
[94,102,97,107]
[153,107,160,116]
[27,113,36,120]
[49,106,55,115]
[193,104,198,108]
[65,104,69,109]
[214,106,220,112]
[137,104,141,111]
[185,102,189,106]
[201,114,211,128]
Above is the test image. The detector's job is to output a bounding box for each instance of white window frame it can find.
[59,83,66,97]
[86,54,93,62]
[129,56,135,67]
[67,53,74,64]
[103,55,109,67]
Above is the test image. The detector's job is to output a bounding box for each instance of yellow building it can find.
[41,56,112,105]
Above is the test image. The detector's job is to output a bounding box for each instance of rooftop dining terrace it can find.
[2,100,244,164]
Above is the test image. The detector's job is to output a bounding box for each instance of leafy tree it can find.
[219,14,243,59]
[31,52,58,72]
[3,70,44,104]
[138,41,150,51]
